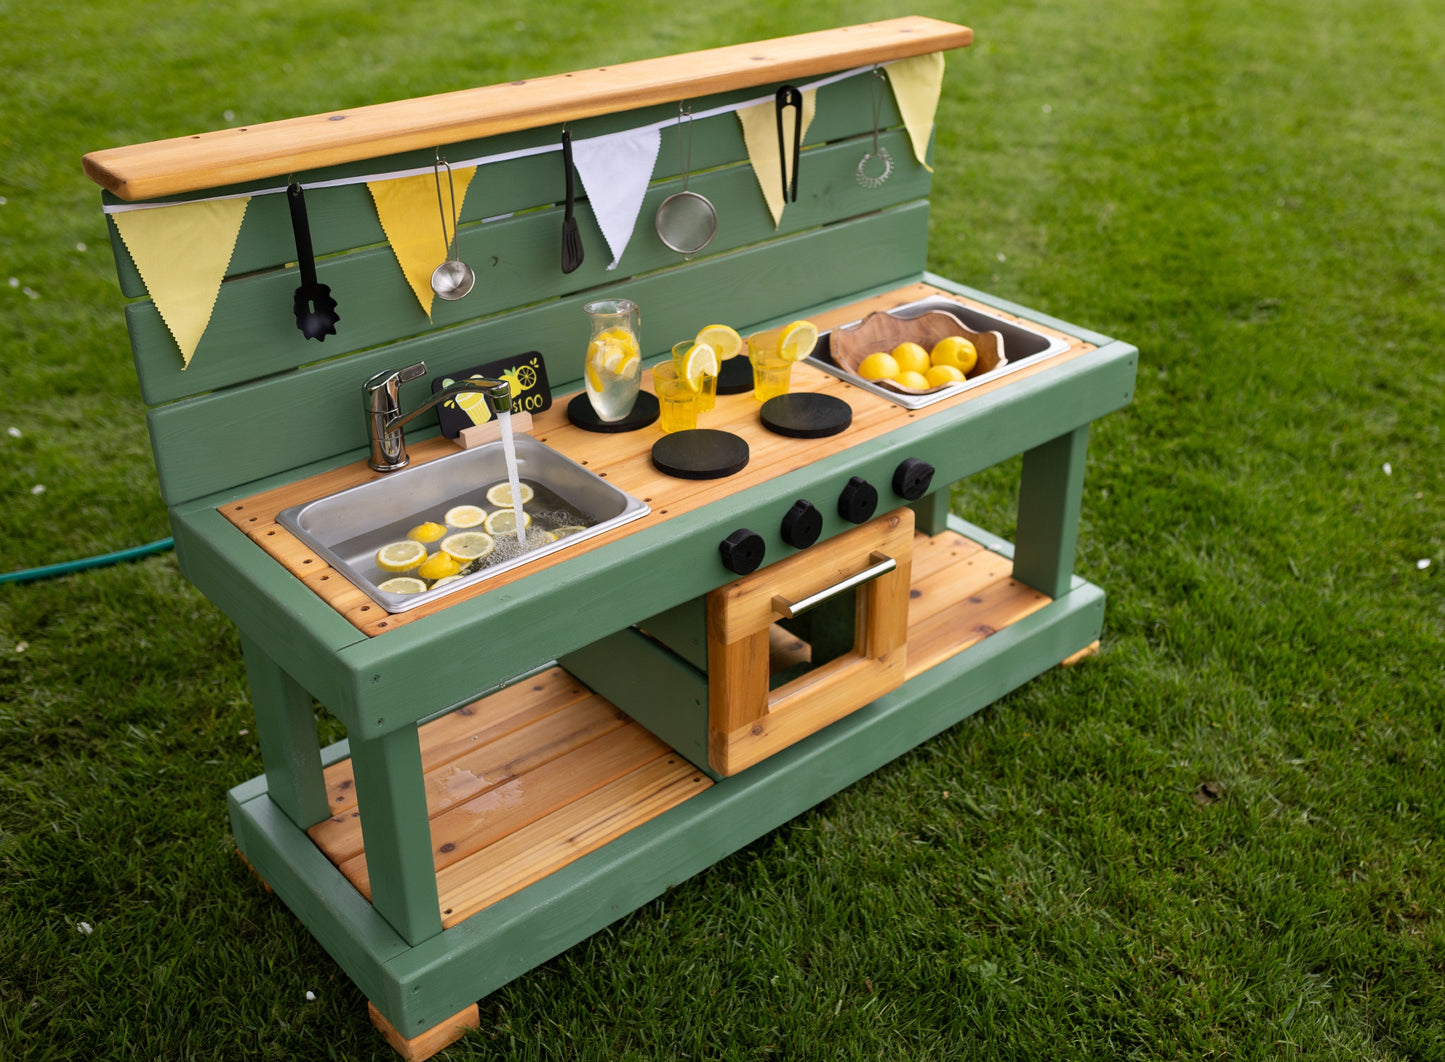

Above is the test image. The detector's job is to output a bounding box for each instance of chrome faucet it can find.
[363,361,513,472]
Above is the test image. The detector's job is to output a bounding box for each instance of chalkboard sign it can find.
[432,352,552,438]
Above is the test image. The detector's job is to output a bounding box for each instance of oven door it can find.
[705,507,913,776]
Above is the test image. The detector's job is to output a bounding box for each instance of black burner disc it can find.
[759,392,852,438]
[566,390,659,433]
[650,429,750,480]
[716,356,754,395]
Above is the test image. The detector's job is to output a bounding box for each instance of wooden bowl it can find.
[830,309,1007,394]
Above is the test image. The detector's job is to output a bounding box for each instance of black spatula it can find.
[560,130,585,274]
[287,182,339,341]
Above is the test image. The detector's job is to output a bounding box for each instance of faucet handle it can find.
[398,361,427,384]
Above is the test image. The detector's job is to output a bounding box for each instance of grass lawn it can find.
[2,0,1442,1058]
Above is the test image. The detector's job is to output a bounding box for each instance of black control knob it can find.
[892,457,936,501]
[837,476,878,524]
[718,528,766,575]
[780,500,823,549]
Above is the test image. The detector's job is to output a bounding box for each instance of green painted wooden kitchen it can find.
[83,19,1136,1059]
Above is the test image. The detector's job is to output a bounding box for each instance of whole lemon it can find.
[895,370,931,390]
[857,351,900,381]
[924,364,967,388]
[930,335,978,375]
[890,342,931,376]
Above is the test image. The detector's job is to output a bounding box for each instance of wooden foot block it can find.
[1061,640,1100,667]
[368,1001,479,1062]
[234,848,272,893]
[455,411,533,449]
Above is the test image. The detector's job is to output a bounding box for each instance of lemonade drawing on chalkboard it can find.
[434,353,549,438]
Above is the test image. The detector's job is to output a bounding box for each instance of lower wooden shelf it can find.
[307,671,712,929]
[304,525,1050,933]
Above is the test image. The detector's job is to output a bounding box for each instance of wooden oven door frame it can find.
[704,507,914,776]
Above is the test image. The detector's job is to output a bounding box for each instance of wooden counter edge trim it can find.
[84,18,972,201]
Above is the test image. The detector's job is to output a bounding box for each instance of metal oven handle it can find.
[771,552,897,619]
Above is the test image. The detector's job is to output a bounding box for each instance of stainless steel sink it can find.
[806,296,1073,409]
[277,434,650,613]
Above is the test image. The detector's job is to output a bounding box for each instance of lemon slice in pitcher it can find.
[778,320,819,362]
[485,482,534,508]
[376,540,428,572]
[695,324,742,360]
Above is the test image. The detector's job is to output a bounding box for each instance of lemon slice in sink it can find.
[484,509,532,536]
[376,540,427,572]
[377,576,427,594]
[485,482,534,508]
[444,504,487,529]
[440,532,496,562]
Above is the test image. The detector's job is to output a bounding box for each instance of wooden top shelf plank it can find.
[82,17,971,201]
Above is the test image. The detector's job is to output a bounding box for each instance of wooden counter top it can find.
[219,284,1092,637]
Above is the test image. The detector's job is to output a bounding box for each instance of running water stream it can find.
[495,408,527,544]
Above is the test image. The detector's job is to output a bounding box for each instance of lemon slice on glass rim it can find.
[679,341,719,391]
[777,319,819,362]
[375,539,428,572]
[695,324,742,360]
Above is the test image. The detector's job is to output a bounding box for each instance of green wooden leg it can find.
[909,487,952,537]
[241,634,330,830]
[347,726,444,946]
[1013,424,1090,599]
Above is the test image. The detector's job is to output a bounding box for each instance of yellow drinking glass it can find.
[747,328,792,402]
[652,362,699,433]
[671,341,717,412]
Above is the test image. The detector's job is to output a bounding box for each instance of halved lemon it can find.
[778,319,819,362]
[417,552,462,582]
[484,509,533,536]
[679,341,719,391]
[444,504,487,529]
[485,481,535,508]
[375,540,428,572]
[406,521,448,543]
[377,576,427,595]
[695,324,743,360]
[440,531,496,562]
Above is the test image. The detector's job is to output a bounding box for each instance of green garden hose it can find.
[0,538,174,585]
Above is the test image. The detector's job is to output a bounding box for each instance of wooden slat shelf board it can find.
[307,666,711,926]
[904,529,1054,680]
[219,283,1094,637]
[306,526,1046,934]
[83,18,971,201]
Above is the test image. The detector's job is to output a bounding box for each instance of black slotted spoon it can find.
[286,182,340,341]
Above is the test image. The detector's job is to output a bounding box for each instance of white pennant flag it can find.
[571,126,662,270]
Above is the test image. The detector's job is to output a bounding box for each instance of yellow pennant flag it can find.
[111,197,250,368]
[884,52,946,172]
[738,89,817,228]
[369,167,476,319]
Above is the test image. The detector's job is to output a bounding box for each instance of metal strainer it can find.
[655,105,717,259]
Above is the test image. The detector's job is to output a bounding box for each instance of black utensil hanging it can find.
[775,85,803,203]
[560,130,585,274]
[286,183,339,341]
